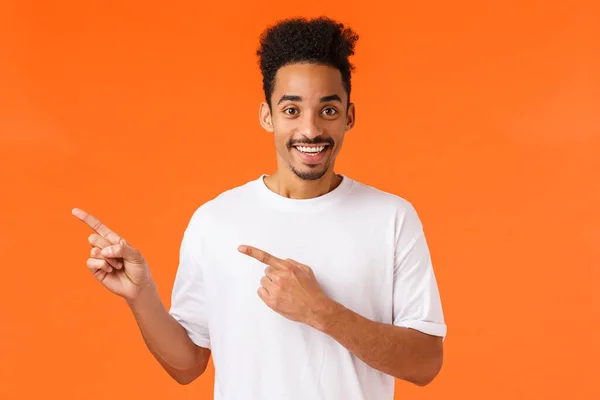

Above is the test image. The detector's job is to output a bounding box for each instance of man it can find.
[73,16,447,400]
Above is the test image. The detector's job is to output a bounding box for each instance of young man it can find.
[73,16,447,400]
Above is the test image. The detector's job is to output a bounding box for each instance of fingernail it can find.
[107,267,113,273]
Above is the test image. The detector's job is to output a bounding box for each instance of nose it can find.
[297,112,323,139]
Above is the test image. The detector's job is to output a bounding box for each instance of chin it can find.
[290,165,328,181]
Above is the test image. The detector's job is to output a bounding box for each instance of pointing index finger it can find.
[72,208,122,244]
[238,245,284,267]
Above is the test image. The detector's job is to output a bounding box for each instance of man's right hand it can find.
[72,208,153,301]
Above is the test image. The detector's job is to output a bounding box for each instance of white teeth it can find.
[297,146,325,153]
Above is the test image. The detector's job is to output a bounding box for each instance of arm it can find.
[312,301,443,386]
[127,281,211,385]
[71,208,210,385]
[238,204,447,387]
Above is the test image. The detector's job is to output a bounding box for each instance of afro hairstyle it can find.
[256,16,359,108]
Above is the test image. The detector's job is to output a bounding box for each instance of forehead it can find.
[272,63,346,102]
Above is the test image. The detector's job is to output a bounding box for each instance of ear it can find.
[345,102,356,131]
[259,101,274,132]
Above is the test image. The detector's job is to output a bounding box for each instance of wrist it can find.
[125,279,158,308]
[308,297,345,332]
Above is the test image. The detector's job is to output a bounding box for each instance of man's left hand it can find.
[238,245,335,328]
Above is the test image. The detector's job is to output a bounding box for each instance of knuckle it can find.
[270,296,280,308]
[133,249,144,263]
[86,258,102,269]
[101,245,112,256]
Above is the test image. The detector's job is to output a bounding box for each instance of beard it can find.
[290,164,328,180]
[285,135,335,181]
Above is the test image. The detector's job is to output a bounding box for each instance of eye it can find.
[322,107,338,116]
[283,107,299,116]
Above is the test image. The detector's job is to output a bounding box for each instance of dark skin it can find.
[249,62,444,386]
[259,62,354,200]
[74,62,442,386]
[236,243,443,386]
[72,209,211,385]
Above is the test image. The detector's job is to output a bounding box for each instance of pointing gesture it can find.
[72,208,152,301]
[238,245,334,328]
[73,208,123,245]
[238,245,288,269]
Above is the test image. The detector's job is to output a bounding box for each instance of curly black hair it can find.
[256,16,359,108]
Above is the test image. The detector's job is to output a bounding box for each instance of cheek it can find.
[330,128,346,147]
[272,131,292,155]
[331,140,344,156]
[272,122,295,146]
[272,118,295,134]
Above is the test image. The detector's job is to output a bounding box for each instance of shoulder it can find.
[346,177,425,240]
[349,178,420,217]
[184,177,259,234]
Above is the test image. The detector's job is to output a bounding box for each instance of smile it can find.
[291,144,331,165]
[295,145,327,155]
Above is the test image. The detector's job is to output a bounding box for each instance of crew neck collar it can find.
[253,173,354,212]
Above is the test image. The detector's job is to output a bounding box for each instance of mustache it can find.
[287,137,335,148]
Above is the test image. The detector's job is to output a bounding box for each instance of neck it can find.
[264,167,342,200]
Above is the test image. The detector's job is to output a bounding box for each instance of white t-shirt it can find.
[169,174,446,400]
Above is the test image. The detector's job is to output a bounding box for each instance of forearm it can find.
[126,281,210,384]
[313,302,443,386]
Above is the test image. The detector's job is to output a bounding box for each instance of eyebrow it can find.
[277,94,342,105]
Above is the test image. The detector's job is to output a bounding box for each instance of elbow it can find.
[175,377,196,386]
[166,362,208,385]
[412,372,438,387]
[171,367,204,385]
[173,370,196,385]
[167,347,211,385]
[412,351,443,387]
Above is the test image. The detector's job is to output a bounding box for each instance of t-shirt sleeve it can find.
[392,204,447,340]
[168,223,211,349]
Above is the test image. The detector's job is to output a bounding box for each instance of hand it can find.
[238,245,335,328]
[72,208,153,301]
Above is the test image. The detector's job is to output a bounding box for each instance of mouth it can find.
[291,144,331,165]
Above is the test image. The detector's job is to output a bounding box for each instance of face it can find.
[259,63,355,181]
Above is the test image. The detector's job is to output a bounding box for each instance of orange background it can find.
[1,1,599,399]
